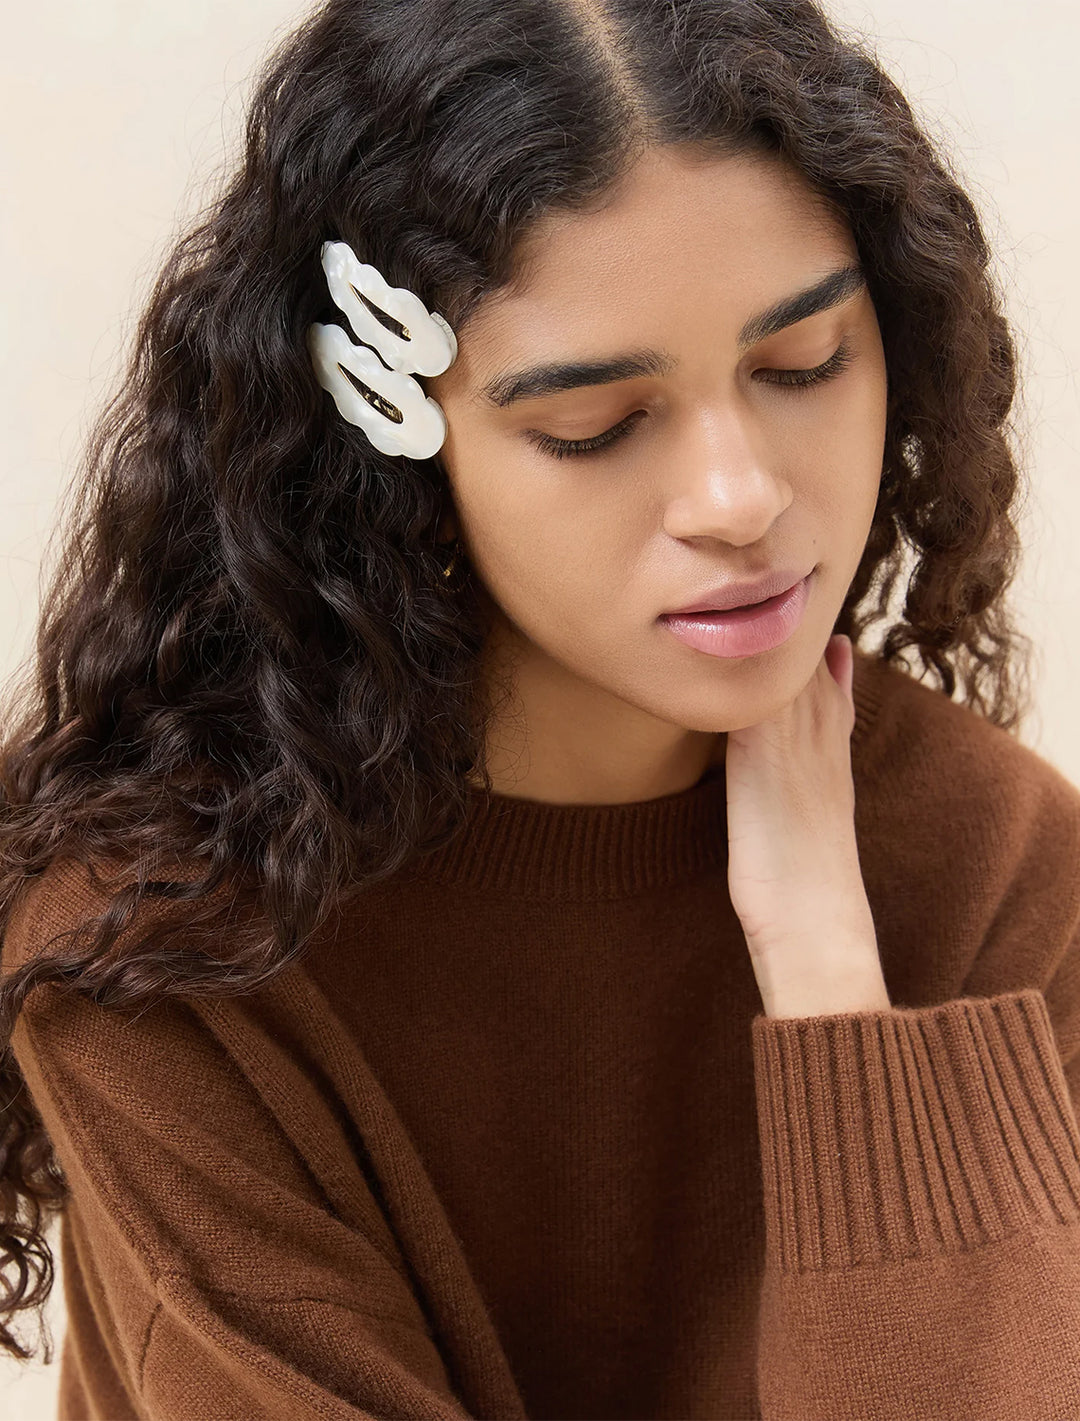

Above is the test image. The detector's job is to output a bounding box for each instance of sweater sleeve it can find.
[749,986,1080,1421]
[8,954,480,1420]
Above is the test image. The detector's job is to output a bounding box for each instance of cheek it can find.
[828,376,888,540]
[845,366,889,494]
[786,368,887,495]
[484,496,627,613]
[459,467,642,636]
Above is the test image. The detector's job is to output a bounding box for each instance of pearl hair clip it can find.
[307,240,458,458]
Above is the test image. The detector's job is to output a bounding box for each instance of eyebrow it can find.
[479,262,867,408]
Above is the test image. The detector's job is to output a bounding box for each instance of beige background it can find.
[3,0,1078,1413]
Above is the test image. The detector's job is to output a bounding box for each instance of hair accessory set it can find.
[307,240,458,459]
[308,240,463,577]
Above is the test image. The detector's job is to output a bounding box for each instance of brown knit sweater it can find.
[5,649,1080,1420]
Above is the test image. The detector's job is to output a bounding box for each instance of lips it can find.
[663,567,812,616]
[727,592,773,610]
[659,571,813,657]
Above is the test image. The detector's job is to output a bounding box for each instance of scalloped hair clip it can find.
[307,239,458,458]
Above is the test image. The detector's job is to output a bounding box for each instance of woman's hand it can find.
[724,634,892,1019]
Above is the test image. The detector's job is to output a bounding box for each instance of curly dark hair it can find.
[0,0,1037,1363]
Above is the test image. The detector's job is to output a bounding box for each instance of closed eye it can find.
[525,342,855,460]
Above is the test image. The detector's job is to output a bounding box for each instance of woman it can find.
[2,0,1079,1416]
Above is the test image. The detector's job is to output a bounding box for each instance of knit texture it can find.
[4,648,1080,1420]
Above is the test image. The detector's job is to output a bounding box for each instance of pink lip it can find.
[658,572,813,658]
[665,567,810,615]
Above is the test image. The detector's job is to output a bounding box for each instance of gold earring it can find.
[440,538,462,578]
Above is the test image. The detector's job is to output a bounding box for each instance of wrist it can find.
[752,940,891,1020]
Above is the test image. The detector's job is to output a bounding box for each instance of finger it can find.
[825,634,854,715]
[840,634,854,703]
[824,633,847,688]
[838,634,855,725]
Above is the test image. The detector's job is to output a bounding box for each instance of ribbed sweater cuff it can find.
[751,988,1080,1274]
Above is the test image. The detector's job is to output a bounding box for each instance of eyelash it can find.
[526,343,856,461]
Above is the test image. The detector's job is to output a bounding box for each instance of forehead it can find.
[449,145,857,371]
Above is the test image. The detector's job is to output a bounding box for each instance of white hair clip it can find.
[307,240,458,459]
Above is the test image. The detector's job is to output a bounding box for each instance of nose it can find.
[660,403,792,547]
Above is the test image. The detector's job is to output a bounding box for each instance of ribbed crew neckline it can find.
[410,653,886,899]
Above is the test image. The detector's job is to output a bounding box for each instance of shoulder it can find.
[1,856,107,978]
[1,852,244,980]
[853,649,1080,992]
[855,648,1080,837]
